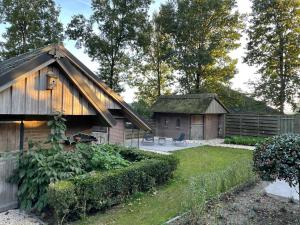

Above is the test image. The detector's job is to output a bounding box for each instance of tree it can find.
[131,99,152,119]
[0,0,63,59]
[158,0,243,93]
[66,0,152,93]
[245,0,300,114]
[130,12,174,105]
[254,134,300,206]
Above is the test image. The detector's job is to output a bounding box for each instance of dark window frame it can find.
[163,118,168,128]
[176,118,181,128]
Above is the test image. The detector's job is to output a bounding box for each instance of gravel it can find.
[0,210,44,225]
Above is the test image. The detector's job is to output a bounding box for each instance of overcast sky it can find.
[0,0,256,103]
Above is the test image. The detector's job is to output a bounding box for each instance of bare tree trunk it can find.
[157,62,161,97]
[196,72,200,92]
[279,35,285,114]
[110,59,115,90]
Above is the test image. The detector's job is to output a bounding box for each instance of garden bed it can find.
[174,181,300,225]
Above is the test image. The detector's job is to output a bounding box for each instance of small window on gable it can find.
[163,118,168,128]
[176,118,181,128]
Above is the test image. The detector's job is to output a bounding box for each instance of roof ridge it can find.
[159,93,217,99]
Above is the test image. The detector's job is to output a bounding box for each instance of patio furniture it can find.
[173,133,187,146]
[158,137,167,145]
[142,133,155,146]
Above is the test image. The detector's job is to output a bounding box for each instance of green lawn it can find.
[75,146,252,225]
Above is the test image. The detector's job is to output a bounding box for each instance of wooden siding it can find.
[109,119,125,144]
[0,64,121,115]
[205,99,227,114]
[0,122,20,152]
[204,115,219,139]
[0,158,18,212]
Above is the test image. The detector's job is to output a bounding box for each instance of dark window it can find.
[163,118,168,128]
[176,118,181,128]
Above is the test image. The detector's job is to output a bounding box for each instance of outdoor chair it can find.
[173,133,187,146]
[142,133,155,146]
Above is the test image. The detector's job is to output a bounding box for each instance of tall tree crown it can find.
[245,0,300,113]
[66,0,152,93]
[159,0,243,93]
[0,0,63,59]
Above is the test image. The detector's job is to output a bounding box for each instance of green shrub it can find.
[48,154,178,223]
[11,149,85,212]
[48,181,77,225]
[254,134,300,197]
[224,136,266,146]
[75,143,130,171]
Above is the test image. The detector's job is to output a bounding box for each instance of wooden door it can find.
[190,115,204,140]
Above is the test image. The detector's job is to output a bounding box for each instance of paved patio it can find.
[125,138,254,153]
[265,180,299,201]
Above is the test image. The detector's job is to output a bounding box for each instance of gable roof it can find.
[0,44,151,130]
[151,94,229,114]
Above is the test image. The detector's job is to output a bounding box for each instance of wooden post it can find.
[107,127,110,144]
[137,129,140,149]
[19,121,24,154]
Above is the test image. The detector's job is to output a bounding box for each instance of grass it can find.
[74,146,252,225]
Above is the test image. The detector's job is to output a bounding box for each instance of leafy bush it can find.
[48,153,178,223]
[254,134,300,201]
[11,114,131,213]
[48,181,77,225]
[224,136,266,146]
[11,148,85,212]
[184,160,256,223]
[75,143,130,171]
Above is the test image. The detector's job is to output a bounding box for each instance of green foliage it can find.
[48,181,77,225]
[131,99,152,119]
[47,112,67,152]
[158,0,243,93]
[224,136,266,146]
[254,134,300,189]
[184,160,256,223]
[245,0,300,113]
[66,0,152,92]
[48,151,178,223]
[130,13,174,105]
[0,0,63,59]
[11,115,132,213]
[12,148,85,212]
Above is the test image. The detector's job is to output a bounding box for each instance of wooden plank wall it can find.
[0,122,20,152]
[0,158,18,212]
[225,114,295,137]
[0,64,121,115]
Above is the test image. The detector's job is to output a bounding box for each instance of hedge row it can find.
[224,136,266,146]
[48,149,178,224]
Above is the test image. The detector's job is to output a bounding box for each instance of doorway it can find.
[190,115,204,140]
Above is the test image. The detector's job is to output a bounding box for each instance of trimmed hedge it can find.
[48,149,178,224]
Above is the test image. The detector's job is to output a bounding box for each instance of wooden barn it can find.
[151,94,228,140]
[0,44,151,153]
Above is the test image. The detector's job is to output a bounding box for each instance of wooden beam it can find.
[58,46,151,131]
[56,58,116,127]
[19,121,24,153]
